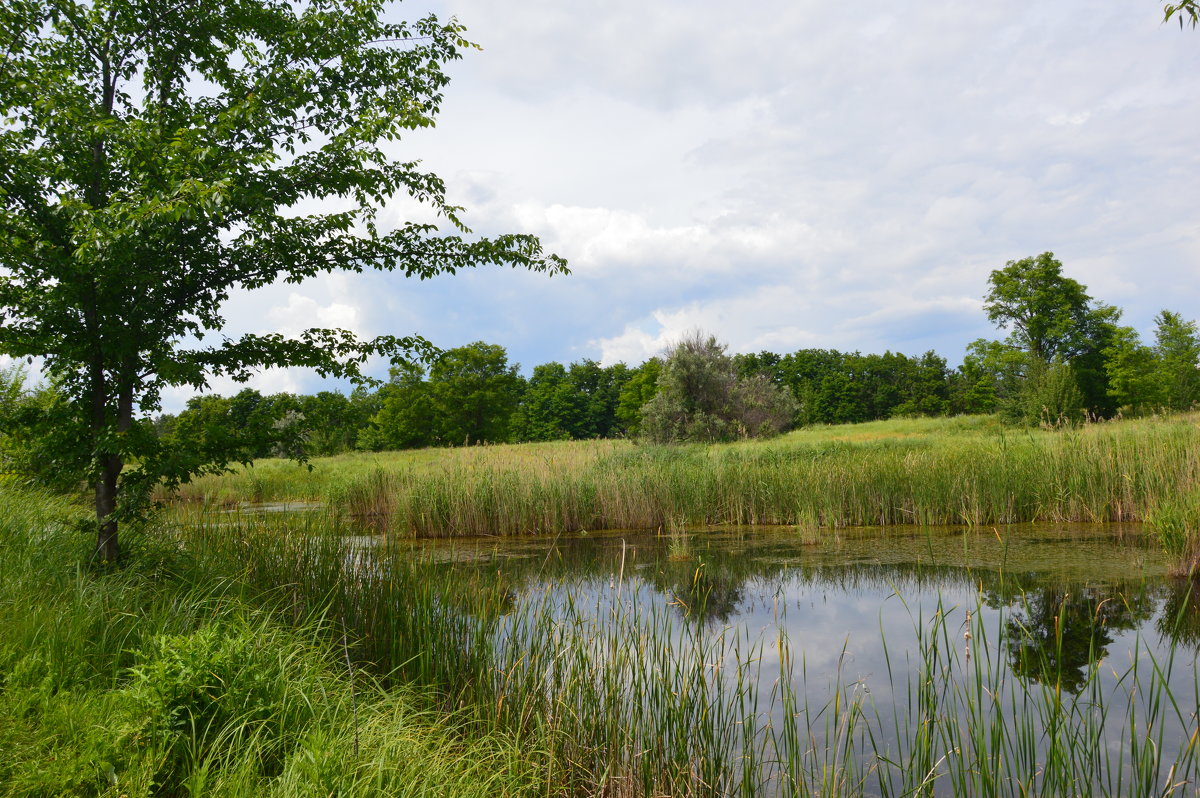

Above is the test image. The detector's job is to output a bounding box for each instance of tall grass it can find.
[170,414,1200,538]
[9,481,1200,795]
[0,484,551,797]
[160,503,1200,796]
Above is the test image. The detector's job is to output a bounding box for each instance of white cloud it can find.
[266,293,361,338]
[146,0,1200,409]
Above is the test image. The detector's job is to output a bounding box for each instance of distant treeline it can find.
[145,252,1200,457]
[5,252,1197,465]
[150,342,971,458]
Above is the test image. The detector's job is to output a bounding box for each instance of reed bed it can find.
[171,414,1200,538]
[164,505,1200,796]
[9,482,1200,796]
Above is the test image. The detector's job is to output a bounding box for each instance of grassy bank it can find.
[7,484,1200,796]
[0,485,550,797]
[170,413,1200,537]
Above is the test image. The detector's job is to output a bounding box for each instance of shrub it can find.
[640,332,797,443]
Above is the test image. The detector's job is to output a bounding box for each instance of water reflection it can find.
[391,523,1200,794]
[409,523,1199,691]
[1002,585,1156,694]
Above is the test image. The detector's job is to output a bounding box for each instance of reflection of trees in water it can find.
[1001,585,1157,694]
[643,557,749,625]
[1157,580,1200,648]
[411,533,1200,658]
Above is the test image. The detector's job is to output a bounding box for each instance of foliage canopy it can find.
[0,0,565,560]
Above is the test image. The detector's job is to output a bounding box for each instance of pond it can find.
[399,523,1200,796]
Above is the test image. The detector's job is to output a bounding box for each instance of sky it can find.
[163,1,1199,410]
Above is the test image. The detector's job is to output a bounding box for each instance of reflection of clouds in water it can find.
[445,523,1200,792]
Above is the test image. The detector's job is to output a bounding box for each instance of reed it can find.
[0,485,551,798]
[170,414,1200,539]
[162,503,1200,796]
[11,474,1200,796]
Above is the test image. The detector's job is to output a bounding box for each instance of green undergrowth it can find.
[0,484,550,798]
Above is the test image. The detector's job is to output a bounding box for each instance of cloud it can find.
[140,0,1200,410]
[266,293,362,339]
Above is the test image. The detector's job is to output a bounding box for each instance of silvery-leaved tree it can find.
[0,0,566,563]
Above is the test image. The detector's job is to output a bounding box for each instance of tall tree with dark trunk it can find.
[0,0,565,562]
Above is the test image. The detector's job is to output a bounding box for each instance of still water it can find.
[408,524,1200,796]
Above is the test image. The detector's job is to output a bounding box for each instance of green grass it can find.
[0,483,551,798]
[170,413,1200,539]
[7,482,1200,796]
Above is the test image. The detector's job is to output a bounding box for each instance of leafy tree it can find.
[897,352,950,420]
[984,253,1097,363]
[640,333,796,443]
[165,389,304,466]
[776,349,846,425]
[427,342,521,445]
[1153,310,1200,410]
[733,351,783,384]
[0,0,564,561]
[982,253,1120,419]
[1103,325,1164,414]
[291,391,366,456]
[954,339,1027,415]
[1068,304,1123,419]
[359,363,439,451]
[566,359,630,439]
[512,361,583,442]
[1103,311,1199,415]
[614,358,662,436]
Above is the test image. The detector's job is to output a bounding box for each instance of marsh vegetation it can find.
[170,414,1200,563]
[9,482,1200,796]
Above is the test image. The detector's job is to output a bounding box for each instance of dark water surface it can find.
[410,524,1200,795]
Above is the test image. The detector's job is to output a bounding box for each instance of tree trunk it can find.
[93,367,134,564]
[87,42,120,564]
[93,455,121,563]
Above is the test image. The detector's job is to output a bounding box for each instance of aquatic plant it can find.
[172,414,1200,541]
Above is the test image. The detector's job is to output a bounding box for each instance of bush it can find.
[640,333,797,443]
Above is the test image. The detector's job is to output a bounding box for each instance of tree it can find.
[956,338,1027,415]
[1103,325,1164,414]
[165,388,304,466]
[427,342,521,445]
[984,253,1096,363]
[982,253,1120,419]
[511,361,582,442]
[297,390,370,456]
[357,363,438,451]
[1153,310,1200,410]
[614,358,661,436]
[0,0,565,561]
[640,333,796,443]
[1103,311,1199,415]
[566,359,629,439]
